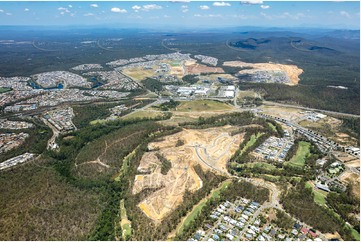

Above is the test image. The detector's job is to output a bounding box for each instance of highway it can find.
[263,101,360,118]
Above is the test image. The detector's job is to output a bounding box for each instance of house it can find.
[244,211,252,216]
[219,224,228,231]
[251,201,260,207]
[257,235,266,241]
[212,234,220,241]
[245,233,253,240]
[226,233,234,241]
[270,229,276,237]
[194,233,202,240]
[241,214,249,220]
[298,234,306,240]
[262,233,272,241]
[250,225,260,233]
[301,227,309,234]
[205,224,212,229]
[197,230,205,236]
[293,223,301,230]
[229,219,237,225]
[254,219,261,226]
[278,234,286,240]
[263,226,271,233]
[231,229,238,236]
[248,229,256,235]
[239,217,246,223]
[291,229,298,236]
[236,222,244,228]
[308,230,317,238]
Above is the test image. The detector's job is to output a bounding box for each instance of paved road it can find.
[263,101,359,118]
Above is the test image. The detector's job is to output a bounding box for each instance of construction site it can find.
[132,126,244,222]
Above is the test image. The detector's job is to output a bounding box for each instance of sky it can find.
[0,1,359,29]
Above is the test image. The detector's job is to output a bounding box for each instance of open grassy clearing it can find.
[122,67,157,81]
[286,141,310,168]
[240,133,263,155]
[267,122,277,132]
[121,111,166,121]
[246,162,278,171]
[176,180,232,235]
[305,181,327,206]
[119,200,132,240]
[176,100,233,112]
[351,227,360,241]
[0,87,11,93]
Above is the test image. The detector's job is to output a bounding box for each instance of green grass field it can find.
[176,180,232,235]
[267,122,277,132]
[248,162,278,171]
[286,141,310,168]
[351,227,360,241]
[305,182,327,206]
[119,200,132,239]
[176,100,233,112]
[240,133,263,155]
[121,111,164,120]
[0,87,11,93]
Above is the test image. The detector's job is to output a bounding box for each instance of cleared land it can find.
[176,100,233,112]
[306,181,327,206]
[121,66,158,81]
[286,141,310,168]
[339,171,360,199]
[119,200,131,240]
[132,126,244,222]
[121,110,166,121]
[261,105,305,122]
[185,60,224,75]
[299,118,358,147]
[223,61,303,85]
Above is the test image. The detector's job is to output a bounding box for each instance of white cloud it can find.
[5,12,12,16]
[84,13,94,16]
[241,0,263,4]
[58,7,70,13]
[194,14,222,18]
[200,5,210,10]
[24,8,30,11]
[143,4,162,11]
[132,5,141,10]
[132,5,141,12]
[0,9,4,13]
[260,5,270,9]
[111,7,127,13]
[90,4,98,8]
[68,5,72,8]
[164,15,170,18]
[340,10,350,18]
[213,2,231,7]
[181,5,189,13]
